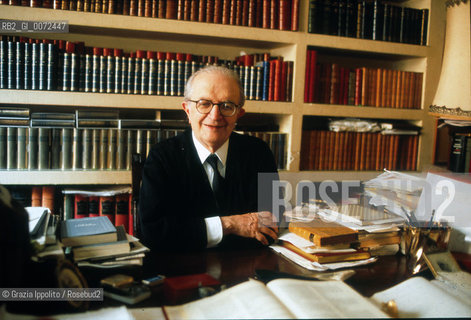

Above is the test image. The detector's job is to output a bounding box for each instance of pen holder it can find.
[401,224,451,274]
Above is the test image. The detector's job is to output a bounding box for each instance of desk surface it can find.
[143,246,412,301]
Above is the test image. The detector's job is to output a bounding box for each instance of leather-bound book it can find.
[289,220,358,247]
[247,0,255,27]
[14,40,24,90]
[241,0,248,26]
[269,0,278,29]
[158,0,166,18]
[147,51,157,95]
[278,0,290,30]
[151,0,158,17]
[166,0,177,18]
[222,0,230,24]
[198,0,206,21]
[130,0,137,15]
[214,0,222,23]
[206,0,214,22]
[235,0,242,25]
[290,0,299,31]
[137,0,145,16]
[177,0,184,19]
[229,0,236,25]
[190,0,198,21]
[122,0,130,14]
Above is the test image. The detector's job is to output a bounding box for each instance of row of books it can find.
[307,0,428,45]
[300,130,419,171]
[0,126,183,170]
[2,0,300,31]
[1,126,288,170]
[304,50,423,109]
[448,133,471,173]
[64,192,134,235]
[241,131,287,170]
[0,36,294,102]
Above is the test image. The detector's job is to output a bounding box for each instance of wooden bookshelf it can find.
[0,0,446,187]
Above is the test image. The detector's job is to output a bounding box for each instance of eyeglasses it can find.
[188,99,240,117]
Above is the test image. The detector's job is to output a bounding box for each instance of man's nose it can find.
[208,104,223,119]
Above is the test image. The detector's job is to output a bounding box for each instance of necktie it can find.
[206,154,225,208]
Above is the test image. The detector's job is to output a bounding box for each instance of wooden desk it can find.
[143,246,414,302]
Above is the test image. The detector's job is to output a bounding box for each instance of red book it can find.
[42,186,55,214]
[290,0,299,31]
[166,0,177,19]
[278,0,291,30]
[158,0,166,18]
[280,61,288,102]
[31,186,42,207]
[128,194,134,236]
[273,58,283,101]
[308,50,317,103]
[354,68,362,106]
[99,196,115,225]
[255,0,262,27]
[198,0,206,22]
[269,0,278,29]
[183,0,191,20]
[222,0,231,24]
[248,0,256,27]
[262,0,270,28]
[88,196,100,218]
[285,61,294,102]
[214,0,223,23]
[74,195,89,219]
[268,59,276,101]
[235,0,242,25]
[241,0,249,26]
[206,0,215,23]
[177,0,184,19]
[115,193,130,233]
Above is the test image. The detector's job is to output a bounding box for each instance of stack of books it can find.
[279,218,372,264]
[317,203,405,256]
[60,216,149,268]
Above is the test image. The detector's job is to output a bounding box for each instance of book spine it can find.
[121,54,128,94]
[91,128,100,169]
[74,194,89,219]
[51,128,61,169]
[7,40,16,90]
[148,53,157,95]
[115,193,130,233]
[42,186,55,214]
[63,194,75,220]
[99,50,108,93]
[31,186,42,207]
[16,127,27,169]
[60,128,72,169]
[140,52,149,95]
[88,195,100,217]
[99,196,115,224]
[15,41,24,90]
[99,128,108,169]
[133,55,142,94]
[0,37,6,89]
[127,55,135,94]
[116,129,127,170]
[82,128,92,169]
[38,128,50,170]
[27,127,38,170]
[108,129,117,169]
[126,130,135,169]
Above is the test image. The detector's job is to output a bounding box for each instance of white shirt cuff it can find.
[205,216,223,248]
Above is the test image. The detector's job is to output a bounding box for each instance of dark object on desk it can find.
[103,281,151,305]
[164,273,221,305]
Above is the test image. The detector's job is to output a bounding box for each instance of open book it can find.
[163,279,388,319]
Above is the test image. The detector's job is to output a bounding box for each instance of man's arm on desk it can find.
[221,211,279,246]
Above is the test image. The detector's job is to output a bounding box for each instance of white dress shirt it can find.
[191,132,229,248]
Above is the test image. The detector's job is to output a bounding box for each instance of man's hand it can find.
[221,211,279,245]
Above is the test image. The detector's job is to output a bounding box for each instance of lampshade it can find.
[429,0,471,117]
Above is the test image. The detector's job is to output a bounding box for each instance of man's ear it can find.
[237,107,246,119]
[182,101,191,123]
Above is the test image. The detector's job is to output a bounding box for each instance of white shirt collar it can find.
[192,131,229,166]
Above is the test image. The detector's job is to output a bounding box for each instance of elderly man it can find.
[139,65,279,251]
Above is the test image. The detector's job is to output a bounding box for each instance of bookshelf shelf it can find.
[303,105,425,120]
[0,170,131,185]
[304,34,430,58]
[0,90,294,114]
[0,0,446,187]
[428,112,471,121]
[0,5,298,48]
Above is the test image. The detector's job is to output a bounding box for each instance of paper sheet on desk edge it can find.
[270,244,378,271]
